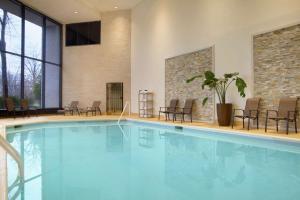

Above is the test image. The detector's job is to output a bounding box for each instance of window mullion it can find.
[42,16,46,109]
[21,5,25,99]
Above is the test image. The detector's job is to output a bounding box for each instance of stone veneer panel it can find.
[254,24,300,128]
[165,47,214,122]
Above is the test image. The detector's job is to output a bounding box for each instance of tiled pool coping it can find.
[1,115,300,200]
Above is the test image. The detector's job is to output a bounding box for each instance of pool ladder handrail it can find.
[0,128,24,200]
[118,101,131,140]
[118,101,131,124]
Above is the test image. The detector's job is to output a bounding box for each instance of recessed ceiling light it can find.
[114,6,119,9]
[74,11,79,14]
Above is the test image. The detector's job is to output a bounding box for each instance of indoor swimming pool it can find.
[6,120,300,200]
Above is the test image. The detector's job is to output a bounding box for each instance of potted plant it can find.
[187,71,247,126]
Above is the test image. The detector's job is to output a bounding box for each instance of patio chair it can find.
[265,98,298,134]
[64,101,80,115]
[158,99,178,120]
[20,99,38,117]
[173,99,194,123]
[5,98,16,118]
[83,101,102,116]
[232,98,261,130]
[20,99,30,117]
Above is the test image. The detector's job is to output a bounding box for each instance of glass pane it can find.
[6,53,21,102]
[0,0,22,54]
[45,64,60,108]
[0,54,3,108]
[45,20,60,64]
[25,9,42,59]
[24,58,42,108]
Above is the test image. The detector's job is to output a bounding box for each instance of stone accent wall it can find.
[165,47,214,122]
[254,24,300,128]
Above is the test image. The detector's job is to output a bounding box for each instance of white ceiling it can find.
[20,0,142,23]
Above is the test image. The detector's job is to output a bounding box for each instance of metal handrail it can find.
[118,101,130,124]
[117,101,131,140]
[0,126,24,200]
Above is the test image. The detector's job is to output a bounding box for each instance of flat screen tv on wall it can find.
[66,21,101,46]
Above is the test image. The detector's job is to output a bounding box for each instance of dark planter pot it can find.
[217,103,232,126]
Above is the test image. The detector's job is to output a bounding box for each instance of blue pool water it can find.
[6,120,300,200]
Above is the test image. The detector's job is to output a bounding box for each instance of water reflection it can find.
[138,128,155,148]
[106,126,124,152]
[163,132,300,199]
[6,123,300,200]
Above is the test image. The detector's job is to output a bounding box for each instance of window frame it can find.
[0,0,62,111]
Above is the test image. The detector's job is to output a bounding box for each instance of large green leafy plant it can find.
[187,71,247,105]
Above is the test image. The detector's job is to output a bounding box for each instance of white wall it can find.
[63,10,131,111]
[131,0,300,116]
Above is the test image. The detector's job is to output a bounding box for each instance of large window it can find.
[0,0,62,109]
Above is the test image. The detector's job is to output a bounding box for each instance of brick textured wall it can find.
[254,24,300,129]
[63,10,131,112]
[165,47,214,122]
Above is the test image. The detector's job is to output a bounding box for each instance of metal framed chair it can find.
[20,99,30,117]
[64,101,80,115]
[158,99,178,121]
[232,98,261,130]
[5,98,16,118]
[173,99,194,123]
[265,98,298,134]
[84,101,102,116]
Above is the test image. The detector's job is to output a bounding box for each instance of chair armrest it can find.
[175,107,184,111]
[266,110,278,118]
[233,108,244,111]
[233,108,244,115]
[249,109,259,113]
[64,105,71,109]
[287,110,297,118]
[159,107,169,111]
[248,109,259,117]
[266,110,278,114]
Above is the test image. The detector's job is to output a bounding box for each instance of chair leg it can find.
[242,118,245,128]
[190,114,192,123]
[295,117,298,133]
[231,116,235,129]
[158,112,160,120]
[276,120,278,132]
[286,119,289,135]
[247,117,250,130]
[265,116,268,132]
[257,117,259,129]
[181,114,184,123]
